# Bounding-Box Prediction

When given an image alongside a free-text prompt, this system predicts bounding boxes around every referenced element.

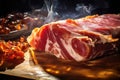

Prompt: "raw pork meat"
[27,14,120,61]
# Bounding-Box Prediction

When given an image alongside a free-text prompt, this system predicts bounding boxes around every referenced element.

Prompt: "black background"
[0,0,119,17]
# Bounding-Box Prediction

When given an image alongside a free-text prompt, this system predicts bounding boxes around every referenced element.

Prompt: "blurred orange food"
[0,37,29,70]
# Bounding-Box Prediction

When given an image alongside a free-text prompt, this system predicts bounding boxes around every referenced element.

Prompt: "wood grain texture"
[32,49,120,80]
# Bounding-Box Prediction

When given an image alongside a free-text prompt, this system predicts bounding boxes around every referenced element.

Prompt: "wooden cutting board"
[30,49,120,80]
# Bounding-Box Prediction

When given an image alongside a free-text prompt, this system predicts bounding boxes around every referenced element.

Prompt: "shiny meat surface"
[27,14,120,61]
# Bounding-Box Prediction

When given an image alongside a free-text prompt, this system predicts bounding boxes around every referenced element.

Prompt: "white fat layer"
[82,25,91,31]
[50,20,106,44]
[45,37,85,61]
[45,23,87,61]
[45,25,65,58]
[45,32,85,61]
[45,39,64,58]
[60,37,84,61]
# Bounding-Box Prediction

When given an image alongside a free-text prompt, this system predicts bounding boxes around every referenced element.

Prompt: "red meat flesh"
[27,14,119,61]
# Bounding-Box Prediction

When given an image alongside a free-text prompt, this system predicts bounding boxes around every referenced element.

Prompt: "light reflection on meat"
[27,14,120,61]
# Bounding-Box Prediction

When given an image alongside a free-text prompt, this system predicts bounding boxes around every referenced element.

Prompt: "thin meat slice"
[27,19,118,61]
[76,14,120,37]
[75,14,120,51]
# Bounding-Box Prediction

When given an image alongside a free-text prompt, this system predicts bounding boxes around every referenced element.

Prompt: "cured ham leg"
[27,14,119,61]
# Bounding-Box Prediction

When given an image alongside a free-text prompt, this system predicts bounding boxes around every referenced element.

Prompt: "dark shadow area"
[0,0,119,18]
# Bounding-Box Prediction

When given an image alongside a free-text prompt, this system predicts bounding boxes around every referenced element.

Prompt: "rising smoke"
[28,0,109,24]
[43,0,109,23]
